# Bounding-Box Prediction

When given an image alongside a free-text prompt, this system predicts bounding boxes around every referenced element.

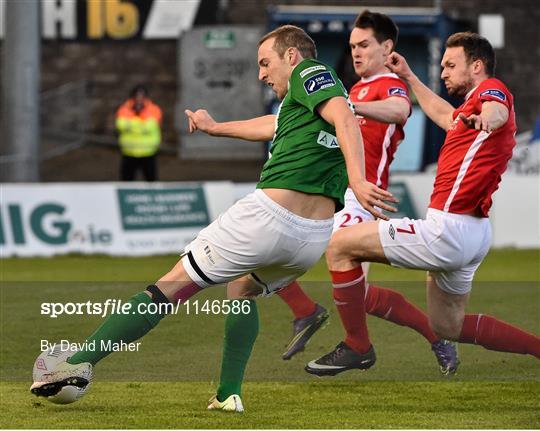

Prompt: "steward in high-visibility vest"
[116,85,163,181]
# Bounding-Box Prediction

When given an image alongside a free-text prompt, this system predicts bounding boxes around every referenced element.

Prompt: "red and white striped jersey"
[429,78,516,217]
[349,73,410,190]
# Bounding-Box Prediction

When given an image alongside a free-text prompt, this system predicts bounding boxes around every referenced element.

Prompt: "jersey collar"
[465,85,479,100]
[360,72,400,83]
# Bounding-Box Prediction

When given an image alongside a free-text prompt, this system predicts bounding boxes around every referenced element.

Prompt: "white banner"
[0,182,234,257]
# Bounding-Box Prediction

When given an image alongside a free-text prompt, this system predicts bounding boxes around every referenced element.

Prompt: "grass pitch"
[1,249,539,428]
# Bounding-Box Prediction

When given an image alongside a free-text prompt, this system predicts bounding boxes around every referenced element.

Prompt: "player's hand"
[184,109,217,135]
[458,112,493,132]
[351,180,398,221]
[385,52,413,81]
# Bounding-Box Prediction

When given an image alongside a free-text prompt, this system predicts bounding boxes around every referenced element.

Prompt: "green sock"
[217,300,259,401]
[68,292,164,366]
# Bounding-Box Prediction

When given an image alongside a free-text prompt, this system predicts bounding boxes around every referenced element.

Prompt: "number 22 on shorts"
[339,213,362,228]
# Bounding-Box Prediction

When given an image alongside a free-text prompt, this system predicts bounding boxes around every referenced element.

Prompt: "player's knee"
[326,231,352,268]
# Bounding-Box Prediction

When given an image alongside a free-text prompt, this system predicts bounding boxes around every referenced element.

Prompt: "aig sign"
[0,203,113,246]
[0,0,200,40]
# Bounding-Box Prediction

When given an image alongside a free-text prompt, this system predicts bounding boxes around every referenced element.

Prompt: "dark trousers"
[120,155,157,181]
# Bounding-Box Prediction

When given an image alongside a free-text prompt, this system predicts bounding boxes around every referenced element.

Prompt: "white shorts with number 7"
[378,208,492,295]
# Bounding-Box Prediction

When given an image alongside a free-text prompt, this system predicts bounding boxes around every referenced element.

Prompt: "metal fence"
[0,80,89,169]
[40,80,89,160]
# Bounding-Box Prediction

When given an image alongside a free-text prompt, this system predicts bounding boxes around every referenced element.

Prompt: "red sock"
[365,285,438,344]
[459,314,540,358]
[172,282,203,304]
[277,281,317,319]
[331,266,371,353]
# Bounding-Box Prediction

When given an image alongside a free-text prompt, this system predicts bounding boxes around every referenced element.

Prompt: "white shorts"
[378,208,492,294]
[182,189,333,294]
[333,188,376,232]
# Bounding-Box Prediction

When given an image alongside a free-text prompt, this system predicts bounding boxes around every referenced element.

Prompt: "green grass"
[1,249,539,428]
[2,248,538,282]
[1,381,539,429]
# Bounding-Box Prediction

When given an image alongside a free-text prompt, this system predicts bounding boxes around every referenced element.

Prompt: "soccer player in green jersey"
[192,11,459,378]
[30,25,396,412]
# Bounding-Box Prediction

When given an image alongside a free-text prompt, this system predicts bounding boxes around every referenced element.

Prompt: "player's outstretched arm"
[385,52,455,131]
[354,97,409,125]
[317,97,398,220]
[458,101,509,133]
[184,109,276,142]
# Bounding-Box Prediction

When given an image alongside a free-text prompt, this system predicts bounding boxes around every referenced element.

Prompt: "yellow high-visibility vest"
[116,99,162,158]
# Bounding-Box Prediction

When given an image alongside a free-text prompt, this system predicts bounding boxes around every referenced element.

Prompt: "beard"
[446,75,475,98]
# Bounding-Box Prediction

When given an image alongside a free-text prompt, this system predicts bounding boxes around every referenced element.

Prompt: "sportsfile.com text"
[40,299,252,318]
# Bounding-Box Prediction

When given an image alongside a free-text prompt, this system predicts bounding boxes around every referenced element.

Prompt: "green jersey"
[257,59,350,210]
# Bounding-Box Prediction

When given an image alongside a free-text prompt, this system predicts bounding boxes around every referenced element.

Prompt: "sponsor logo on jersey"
[316,130,339,149]
[303,72,336,95]
[299,64,327,78]
[388,224,395,240]
[479,89,506,101]
[388,87,407,97]
[356,87,370,100]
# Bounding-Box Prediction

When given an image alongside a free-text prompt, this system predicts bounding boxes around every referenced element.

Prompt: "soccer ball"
[32,343,91,404]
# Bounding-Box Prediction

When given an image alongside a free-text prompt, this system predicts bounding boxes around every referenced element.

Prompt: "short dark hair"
[446,32,496,76]
[130,84,148,98]
[259,25,317,59]
[354,10,398,49]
